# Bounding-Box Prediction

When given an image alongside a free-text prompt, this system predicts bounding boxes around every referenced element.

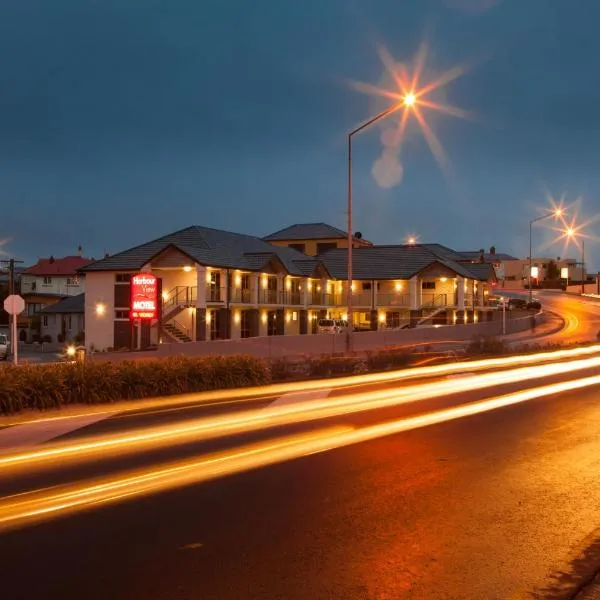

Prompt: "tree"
[545,259,560,281]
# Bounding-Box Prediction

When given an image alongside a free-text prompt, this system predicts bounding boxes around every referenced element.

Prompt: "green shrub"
[466,335,507,356]
[0,354,271,415]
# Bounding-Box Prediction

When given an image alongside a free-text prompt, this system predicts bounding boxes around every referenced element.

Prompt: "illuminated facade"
[81,225,496,351]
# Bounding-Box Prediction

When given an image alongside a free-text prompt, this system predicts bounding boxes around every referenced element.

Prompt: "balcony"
[230,288,253,303]
[206,285,223,303]
[282,291,303,305]
[259,289,279,305]
[308,292,342,306]
[377,293,410,307]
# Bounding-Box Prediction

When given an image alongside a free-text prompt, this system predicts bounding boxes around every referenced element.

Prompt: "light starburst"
[349,41,470,169]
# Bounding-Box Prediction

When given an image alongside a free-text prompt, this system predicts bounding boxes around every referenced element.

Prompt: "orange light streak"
[3,351,600,474]
[7,344,600,429]
[3,373,600,532]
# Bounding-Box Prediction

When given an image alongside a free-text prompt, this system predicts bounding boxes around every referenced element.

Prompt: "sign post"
[130,273,158,350]
[3,294,25,365]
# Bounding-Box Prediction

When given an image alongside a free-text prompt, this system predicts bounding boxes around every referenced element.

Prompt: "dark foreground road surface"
[2,379,600,600]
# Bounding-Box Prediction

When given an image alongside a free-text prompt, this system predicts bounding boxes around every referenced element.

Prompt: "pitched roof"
[24,256,93,276]
[420,244,467,262]
[263,222,350,241]
[81,226,327,277]
[319,245,495,281]
[41,293,85,314]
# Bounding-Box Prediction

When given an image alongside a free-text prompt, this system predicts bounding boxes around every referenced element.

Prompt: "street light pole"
[528,209,563,303]
[347,102,405,352]
[581,239,585,294]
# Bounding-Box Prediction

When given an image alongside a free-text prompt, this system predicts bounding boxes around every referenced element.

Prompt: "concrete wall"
[154,313,541,360]
[567,281,600,295]
[85,272,116,351]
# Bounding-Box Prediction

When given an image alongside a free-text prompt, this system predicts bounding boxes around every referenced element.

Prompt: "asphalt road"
[2,353,600,599]
[509,290,600,344]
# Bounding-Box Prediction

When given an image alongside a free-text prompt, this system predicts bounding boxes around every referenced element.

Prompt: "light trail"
[5,343,599,427]
[3,352,600,473]
[2,373,600,533]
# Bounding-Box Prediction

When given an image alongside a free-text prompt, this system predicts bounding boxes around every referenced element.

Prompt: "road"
[2,343,600,599]
[508,290,600,344]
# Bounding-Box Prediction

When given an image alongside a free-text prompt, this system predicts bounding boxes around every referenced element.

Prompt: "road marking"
[0,412,115,451]
[269,389,332,407]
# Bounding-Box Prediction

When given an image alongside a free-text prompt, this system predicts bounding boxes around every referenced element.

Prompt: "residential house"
[21,255,93,339]
[263,222,373,256]
[40,293,85,344]
[81,224,496,352]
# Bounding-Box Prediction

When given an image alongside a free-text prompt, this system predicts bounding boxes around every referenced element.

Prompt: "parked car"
[317,318,339,334]
[527,299,542,310]
[488,296,508,310]
[508,298,528,310]
[0,333,8,361]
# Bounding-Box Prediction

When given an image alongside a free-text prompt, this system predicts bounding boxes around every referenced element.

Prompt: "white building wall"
[21,274,86,296]
[85,272,115,351]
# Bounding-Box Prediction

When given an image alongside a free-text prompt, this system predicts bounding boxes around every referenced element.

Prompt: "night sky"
[1,0,599,269]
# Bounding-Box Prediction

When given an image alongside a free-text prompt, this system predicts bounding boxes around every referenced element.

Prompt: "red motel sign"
[131,273,158,320]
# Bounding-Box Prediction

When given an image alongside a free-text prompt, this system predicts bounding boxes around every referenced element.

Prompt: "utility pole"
[1,257,24,361]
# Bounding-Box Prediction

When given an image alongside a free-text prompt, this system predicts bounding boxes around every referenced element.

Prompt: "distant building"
[20,254,93,340]
[263,222,373,256]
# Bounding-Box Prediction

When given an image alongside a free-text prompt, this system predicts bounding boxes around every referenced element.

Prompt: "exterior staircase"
[160,286,196,343]
[162,320,192,343]
[417,294,449,326]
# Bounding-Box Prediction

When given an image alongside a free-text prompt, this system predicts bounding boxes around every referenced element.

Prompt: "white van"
[317,319,339,334]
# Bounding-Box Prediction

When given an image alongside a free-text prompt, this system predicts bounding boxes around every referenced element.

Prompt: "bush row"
[270,347,420,381]
[0,355,271,415]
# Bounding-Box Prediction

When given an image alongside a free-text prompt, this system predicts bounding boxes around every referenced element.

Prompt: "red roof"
[23,256,93,276]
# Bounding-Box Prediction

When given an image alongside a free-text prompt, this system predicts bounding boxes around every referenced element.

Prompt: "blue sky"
[1,0,598,269]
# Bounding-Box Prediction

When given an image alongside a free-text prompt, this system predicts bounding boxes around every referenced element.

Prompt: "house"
[80,224,496,352]
[263,222,373,256]
[40,293,85,344]
[21,254,93,340]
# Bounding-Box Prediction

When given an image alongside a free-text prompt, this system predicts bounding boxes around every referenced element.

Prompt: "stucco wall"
[85,272,116,351]
[154,312,543,360]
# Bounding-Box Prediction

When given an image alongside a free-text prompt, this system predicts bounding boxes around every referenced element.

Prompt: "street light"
[528,208,564,302]
[347,96,412,351]
[565,228,586,294]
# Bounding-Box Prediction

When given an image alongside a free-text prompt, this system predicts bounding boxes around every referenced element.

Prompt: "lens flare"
[349,41,470,170]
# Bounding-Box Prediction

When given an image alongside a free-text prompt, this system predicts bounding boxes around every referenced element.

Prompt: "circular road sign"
[4,294,25,315]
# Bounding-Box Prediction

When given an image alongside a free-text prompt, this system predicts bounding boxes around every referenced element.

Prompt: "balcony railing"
[259,289,279,305]
[230,288,253,303]
[163,285,197,310]
[377,293,410,307]
[421,293,448,308]
[206,285,223,302]
[308,292,343,306]
[282,291,303,305]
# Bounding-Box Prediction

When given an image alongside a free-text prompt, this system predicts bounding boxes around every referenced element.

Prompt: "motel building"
[81,224,496,352]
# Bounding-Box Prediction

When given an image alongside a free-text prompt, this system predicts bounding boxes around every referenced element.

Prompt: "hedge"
[0,355,271,415]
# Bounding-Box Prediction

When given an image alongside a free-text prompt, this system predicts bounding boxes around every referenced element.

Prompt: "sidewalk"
[502,311,566,345]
